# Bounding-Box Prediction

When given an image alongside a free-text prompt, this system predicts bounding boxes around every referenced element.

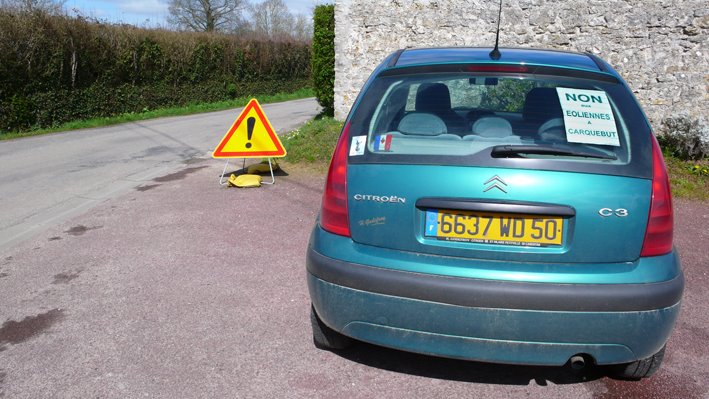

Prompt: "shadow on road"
[222,165,290,178]
[335,341,609,386]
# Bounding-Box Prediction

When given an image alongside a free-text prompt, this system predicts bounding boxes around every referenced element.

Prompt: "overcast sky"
[64,0,324,27]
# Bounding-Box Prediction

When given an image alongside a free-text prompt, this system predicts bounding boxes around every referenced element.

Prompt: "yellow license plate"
[425,209,564,247]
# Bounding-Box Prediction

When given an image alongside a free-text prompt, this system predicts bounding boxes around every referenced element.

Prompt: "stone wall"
[334,0,708,127]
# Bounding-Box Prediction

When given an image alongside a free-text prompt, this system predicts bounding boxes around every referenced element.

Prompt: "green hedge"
[312,5,335,116]
[0,11,311,132]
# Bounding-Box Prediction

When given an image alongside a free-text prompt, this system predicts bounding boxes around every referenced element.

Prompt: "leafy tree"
[168,0,246,32]
[312,4,334,115]
[480,80,536,112]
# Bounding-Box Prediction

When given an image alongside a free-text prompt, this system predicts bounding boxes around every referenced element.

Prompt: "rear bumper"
[308,247,683,312]
[306,245,683,366]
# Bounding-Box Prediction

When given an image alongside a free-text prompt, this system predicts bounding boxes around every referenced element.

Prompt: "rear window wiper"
[491,145,617,160]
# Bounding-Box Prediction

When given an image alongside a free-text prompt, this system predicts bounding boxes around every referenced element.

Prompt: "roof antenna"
[489,0,503,60]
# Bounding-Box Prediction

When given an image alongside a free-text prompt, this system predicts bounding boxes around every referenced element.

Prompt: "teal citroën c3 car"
[306,47,683,379]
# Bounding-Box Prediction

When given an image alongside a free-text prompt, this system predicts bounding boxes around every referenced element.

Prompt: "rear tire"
[610,345,666,379]
[310,305,353,350]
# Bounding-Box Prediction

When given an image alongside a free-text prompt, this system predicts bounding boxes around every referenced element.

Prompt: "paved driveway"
[0,162,706,398]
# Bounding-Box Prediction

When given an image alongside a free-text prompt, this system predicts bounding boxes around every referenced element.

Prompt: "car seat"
[415,83,468,134]
[465,116,521,143]
[398,112,448,135]
[522,87,563,136]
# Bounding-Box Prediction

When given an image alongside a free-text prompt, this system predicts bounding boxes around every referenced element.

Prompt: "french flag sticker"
[374,134,392,151]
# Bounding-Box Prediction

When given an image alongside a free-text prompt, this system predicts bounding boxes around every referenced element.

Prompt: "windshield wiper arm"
[491,145,617,160]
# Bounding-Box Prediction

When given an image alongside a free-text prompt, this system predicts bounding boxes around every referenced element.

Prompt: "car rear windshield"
[346,67,653,177]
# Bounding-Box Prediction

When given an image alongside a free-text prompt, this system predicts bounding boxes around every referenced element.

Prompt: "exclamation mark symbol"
[245,117,255,149]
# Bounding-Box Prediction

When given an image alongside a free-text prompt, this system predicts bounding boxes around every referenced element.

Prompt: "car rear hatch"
[347,163,650,264]
[341,64,656,265]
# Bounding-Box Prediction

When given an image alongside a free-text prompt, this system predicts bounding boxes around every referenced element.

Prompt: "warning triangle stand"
[213,98,286,186]
[218,158,277,186]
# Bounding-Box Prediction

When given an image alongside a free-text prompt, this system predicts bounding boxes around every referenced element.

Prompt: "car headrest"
[398,112,447,135]
[416,83,452,114]
[472,116,513,138]
[523,87,562,124]
[538,118,565,134]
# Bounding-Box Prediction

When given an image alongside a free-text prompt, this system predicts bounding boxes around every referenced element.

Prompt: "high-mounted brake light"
[641,136,674,257]
[467,65,529,73]
[320,122,351,237]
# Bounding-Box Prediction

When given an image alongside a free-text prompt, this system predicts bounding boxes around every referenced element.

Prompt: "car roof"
[391,47,607,74]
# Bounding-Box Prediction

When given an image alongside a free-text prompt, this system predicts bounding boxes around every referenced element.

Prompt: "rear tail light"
[641,136,673,256]
[320,122,351,237]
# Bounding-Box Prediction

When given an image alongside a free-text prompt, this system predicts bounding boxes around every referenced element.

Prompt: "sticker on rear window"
[350,135,366,156]
[557,88,620,147]
[373,134,393,152]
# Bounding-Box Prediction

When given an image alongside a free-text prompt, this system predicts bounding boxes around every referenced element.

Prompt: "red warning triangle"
[212,99,287,159]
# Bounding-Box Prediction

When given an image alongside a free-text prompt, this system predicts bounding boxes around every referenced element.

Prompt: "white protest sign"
[556,88,620,147]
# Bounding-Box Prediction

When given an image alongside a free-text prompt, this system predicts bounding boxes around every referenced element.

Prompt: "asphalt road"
[0,160,707,398]
[0,98,320,252]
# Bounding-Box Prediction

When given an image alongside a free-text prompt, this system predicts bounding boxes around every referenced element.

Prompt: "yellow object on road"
[227,174,262,188]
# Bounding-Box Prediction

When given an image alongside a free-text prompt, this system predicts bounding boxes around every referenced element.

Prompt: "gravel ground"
[0,161,707,398]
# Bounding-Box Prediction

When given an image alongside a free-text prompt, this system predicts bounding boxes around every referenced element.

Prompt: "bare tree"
[249,0,293,39]
[0,0,66,14]
[291,13,312,42]
[168,0,246,32]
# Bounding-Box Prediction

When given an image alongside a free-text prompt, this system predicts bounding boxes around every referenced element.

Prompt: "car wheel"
[310,305,353,350]
[610,345,666,379]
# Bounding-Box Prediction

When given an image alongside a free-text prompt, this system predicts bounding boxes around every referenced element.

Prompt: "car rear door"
[347,163,651,264]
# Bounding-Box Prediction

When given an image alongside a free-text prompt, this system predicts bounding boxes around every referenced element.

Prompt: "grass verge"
[281,116,343,165]
[0,88,314,141]
[664,152,709,201]
[281,119,708,202]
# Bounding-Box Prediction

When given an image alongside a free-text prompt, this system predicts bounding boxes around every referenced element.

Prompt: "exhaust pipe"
[569,355,586,370]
